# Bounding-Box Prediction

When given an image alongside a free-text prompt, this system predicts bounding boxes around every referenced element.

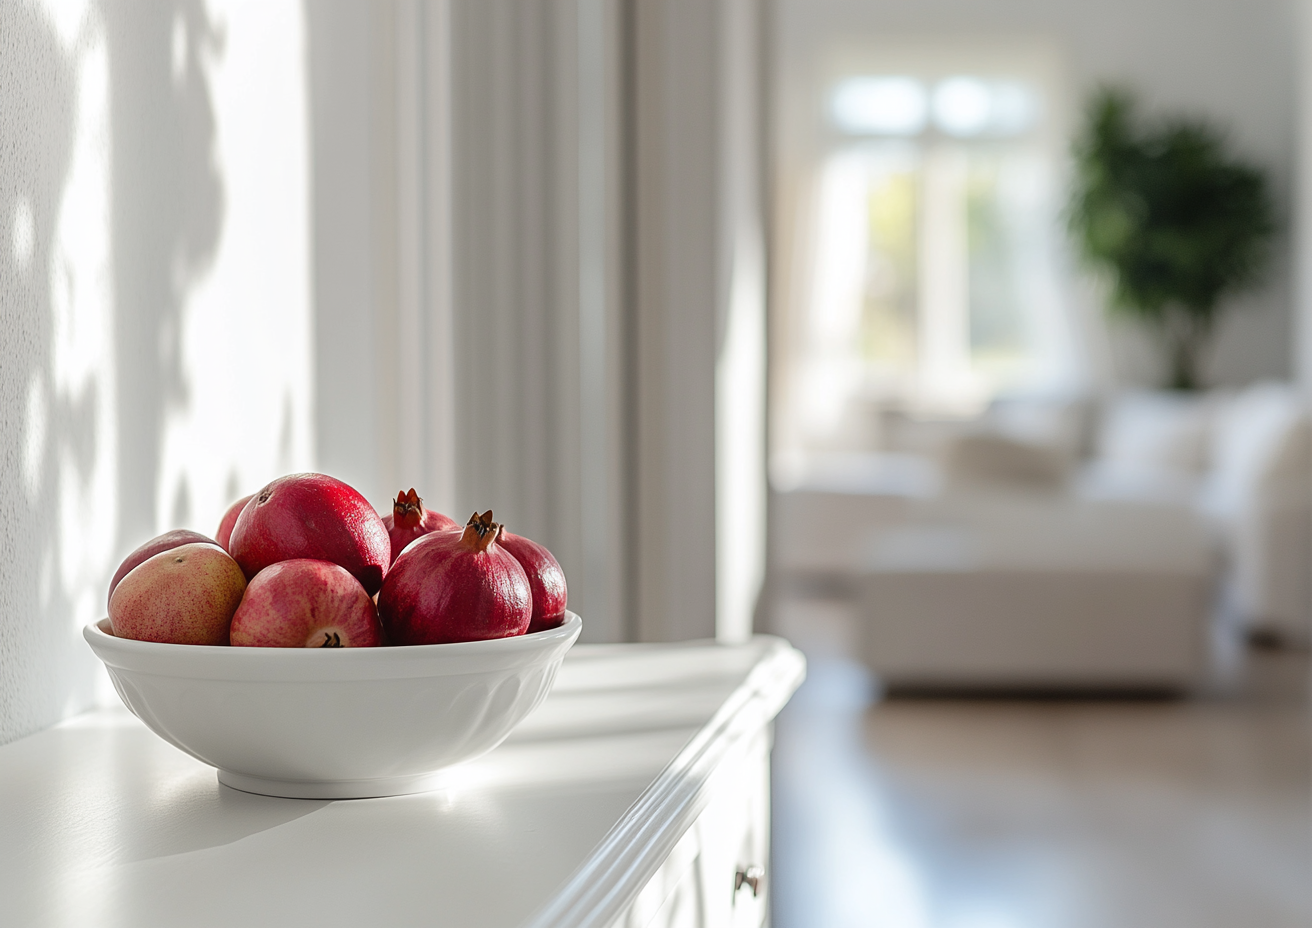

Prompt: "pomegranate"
[216,494,254,551]
[499,531,568,632]
[229,473,391,596]
[231,559,383,648]
[381,488,459,564]
[108,529,216,607]
[109,543,246,645]
[378,510,531,645]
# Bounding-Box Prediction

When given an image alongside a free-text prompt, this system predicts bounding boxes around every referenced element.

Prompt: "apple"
[230,558,383,648]
[229,473,391,595]
[216,494,254,551]
[109,543,246,645]
[107,529,217,608]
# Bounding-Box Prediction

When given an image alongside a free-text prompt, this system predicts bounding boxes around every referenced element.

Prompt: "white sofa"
[1082,383,1312,642]
[771,382,1311,689]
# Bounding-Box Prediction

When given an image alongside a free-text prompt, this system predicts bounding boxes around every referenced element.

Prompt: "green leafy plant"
[1067,89,1275,390]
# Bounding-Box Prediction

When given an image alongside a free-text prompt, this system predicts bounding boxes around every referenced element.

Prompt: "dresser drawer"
[612,729,772,928]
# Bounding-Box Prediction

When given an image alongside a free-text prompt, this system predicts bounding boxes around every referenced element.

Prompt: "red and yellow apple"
[107,529,217,608]
[109,543,246,645]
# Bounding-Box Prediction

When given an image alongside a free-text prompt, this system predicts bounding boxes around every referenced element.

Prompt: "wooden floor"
[770,597,1312,928]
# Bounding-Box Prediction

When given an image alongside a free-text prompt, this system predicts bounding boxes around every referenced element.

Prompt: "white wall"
[304,0,459,519]
[631,0,769,643]
[304,0,391,509]
[775,0,1299,389]
[0,0,314,746]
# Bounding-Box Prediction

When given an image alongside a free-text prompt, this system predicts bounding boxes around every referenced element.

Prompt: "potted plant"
[1067,89,1275,390]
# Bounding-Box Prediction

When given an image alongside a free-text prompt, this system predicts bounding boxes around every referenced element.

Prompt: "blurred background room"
[766,1,1311,926]
[1,0,1309,926]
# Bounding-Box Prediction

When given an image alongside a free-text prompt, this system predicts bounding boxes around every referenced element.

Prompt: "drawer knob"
[734,865,764,898]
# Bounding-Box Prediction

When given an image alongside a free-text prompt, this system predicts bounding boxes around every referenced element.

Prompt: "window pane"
[861,156,919,378]
[831,77,928,136]
[966,152,1028,371]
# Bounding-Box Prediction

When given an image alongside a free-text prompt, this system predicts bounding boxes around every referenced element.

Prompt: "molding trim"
[628,0,767,645]
[447,0,627,644]
[521,635,806,928]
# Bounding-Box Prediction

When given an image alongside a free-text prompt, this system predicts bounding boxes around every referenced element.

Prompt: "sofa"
[1081,383,1311,642]
[771,382,1311,689]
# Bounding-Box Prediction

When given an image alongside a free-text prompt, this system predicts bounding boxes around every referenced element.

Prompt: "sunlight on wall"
[153,1,313,541]
[716,232,767,644]
[35,0,118,682]
[11,197,35,268]
[0,0,315,742]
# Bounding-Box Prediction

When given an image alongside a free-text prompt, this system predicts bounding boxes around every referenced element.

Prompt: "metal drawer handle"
[734,865,764,898]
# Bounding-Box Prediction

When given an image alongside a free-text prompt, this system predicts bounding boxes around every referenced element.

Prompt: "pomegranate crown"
[393,488,425,528]
[460,510,504,553]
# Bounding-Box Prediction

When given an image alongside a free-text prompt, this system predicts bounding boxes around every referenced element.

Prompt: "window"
[781,43,1076,455]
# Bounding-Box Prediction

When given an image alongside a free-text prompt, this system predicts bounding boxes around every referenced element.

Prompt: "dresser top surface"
[0,636,803,928]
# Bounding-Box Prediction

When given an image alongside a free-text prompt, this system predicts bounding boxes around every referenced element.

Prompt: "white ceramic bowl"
[84,613,581,799]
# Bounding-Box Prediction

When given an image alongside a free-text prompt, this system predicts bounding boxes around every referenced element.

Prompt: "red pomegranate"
[229,473,391,596]
[108,529,216,608]
[381,488,459,563]
[499,531,568,632]
[378,510,531,645]
[215,494,254,551]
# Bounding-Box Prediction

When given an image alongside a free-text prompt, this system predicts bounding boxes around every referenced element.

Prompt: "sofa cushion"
[1097,390,1219,474]
[1203,382,1311,519]
[941,432,1071,492]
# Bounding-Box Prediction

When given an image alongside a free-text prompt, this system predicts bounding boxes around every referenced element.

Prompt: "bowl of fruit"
[84,473,580,799]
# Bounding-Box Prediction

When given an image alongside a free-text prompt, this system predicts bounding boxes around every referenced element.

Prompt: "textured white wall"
[304,0,397,512]
[0,1,313,746]
[775,0,1299,389]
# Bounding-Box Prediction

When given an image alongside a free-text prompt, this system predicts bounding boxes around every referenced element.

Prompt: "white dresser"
[0,636,804,928]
